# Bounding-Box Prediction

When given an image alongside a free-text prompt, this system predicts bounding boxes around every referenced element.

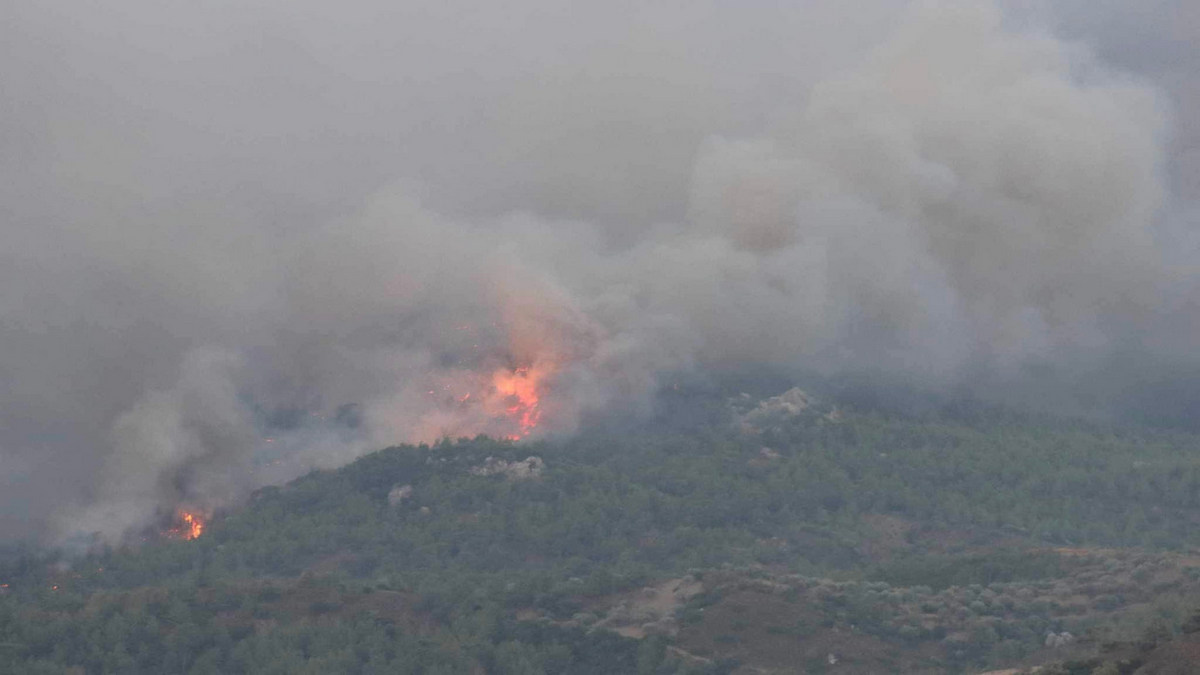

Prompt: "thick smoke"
[1,0,1196,544]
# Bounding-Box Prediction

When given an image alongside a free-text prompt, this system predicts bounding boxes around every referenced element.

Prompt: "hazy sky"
[1,0,1197,543]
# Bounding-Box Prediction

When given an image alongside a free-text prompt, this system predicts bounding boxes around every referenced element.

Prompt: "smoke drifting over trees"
[1,0,1197,544]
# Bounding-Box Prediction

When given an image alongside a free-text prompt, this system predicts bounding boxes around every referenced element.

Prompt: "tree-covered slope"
[5,394,1200,673]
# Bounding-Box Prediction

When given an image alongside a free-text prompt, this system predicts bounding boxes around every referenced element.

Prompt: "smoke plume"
[1,0,1196,544]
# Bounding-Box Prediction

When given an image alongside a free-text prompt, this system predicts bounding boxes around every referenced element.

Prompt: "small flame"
[182,511,204,540]
[165,510,206,540]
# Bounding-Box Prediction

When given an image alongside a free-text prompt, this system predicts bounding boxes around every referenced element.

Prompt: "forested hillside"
[5,391,1200,674]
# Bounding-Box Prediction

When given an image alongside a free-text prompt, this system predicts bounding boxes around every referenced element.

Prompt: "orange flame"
[182,511,204,540]
[492,365,546,439]
[165,510,206,540]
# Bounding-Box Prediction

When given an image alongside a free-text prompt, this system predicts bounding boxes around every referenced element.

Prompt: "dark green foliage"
[872,550,1069,590]
[5,400,1200,672]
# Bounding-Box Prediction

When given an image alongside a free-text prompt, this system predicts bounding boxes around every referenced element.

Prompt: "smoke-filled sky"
[1,0,1197,544]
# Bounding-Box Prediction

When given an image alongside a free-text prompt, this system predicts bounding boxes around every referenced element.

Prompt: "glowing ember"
[492,366,545,439]
[165,510,206,540]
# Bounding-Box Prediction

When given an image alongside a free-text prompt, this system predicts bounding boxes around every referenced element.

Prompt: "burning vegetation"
[491,365,546,440]
[415,357,554,442]
[163,510,206,541]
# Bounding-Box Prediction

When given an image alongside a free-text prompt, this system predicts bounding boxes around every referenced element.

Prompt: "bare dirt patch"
[592,576,703,638]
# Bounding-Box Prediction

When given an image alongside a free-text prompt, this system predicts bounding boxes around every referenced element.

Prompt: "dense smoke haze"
[1,0,1197,545]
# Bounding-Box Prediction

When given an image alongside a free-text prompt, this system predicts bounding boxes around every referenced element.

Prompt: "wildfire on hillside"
[411,358,555,442]
[492,365,546,439]
[403,307,572,442]
[163,510,206,540]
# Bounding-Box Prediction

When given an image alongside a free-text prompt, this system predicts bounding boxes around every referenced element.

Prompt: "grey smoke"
[1,0,1196,544]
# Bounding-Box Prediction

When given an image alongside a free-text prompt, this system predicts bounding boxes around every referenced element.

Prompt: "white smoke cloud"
[59,349,257,543]
[1,0,1193,544]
